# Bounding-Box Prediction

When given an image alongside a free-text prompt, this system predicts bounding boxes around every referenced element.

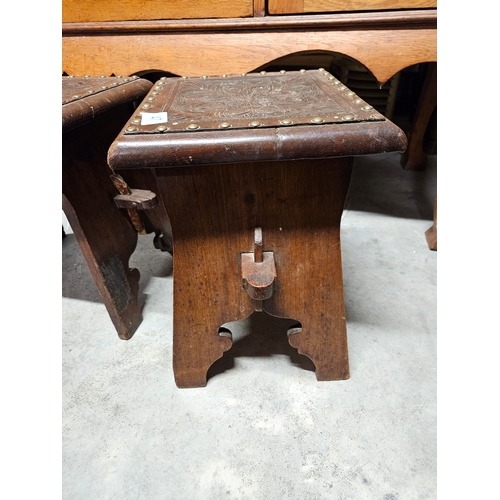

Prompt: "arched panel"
[62,27,436,86]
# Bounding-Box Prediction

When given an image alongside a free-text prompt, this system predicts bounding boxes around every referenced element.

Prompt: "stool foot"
[288,324,350,381]
[173,324,234,388]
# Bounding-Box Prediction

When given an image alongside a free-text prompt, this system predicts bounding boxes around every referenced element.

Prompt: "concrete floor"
[62,152,437,499]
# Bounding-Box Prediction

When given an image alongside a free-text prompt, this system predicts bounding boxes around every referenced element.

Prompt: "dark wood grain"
[156,158,352,387]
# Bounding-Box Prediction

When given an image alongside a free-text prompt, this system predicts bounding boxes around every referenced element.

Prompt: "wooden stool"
[108,69,407,387]
[63,75,173,340]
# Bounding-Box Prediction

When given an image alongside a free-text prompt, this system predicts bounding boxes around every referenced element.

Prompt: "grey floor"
[62,152,437,500]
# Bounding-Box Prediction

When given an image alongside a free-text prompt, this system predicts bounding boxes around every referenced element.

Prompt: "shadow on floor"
[346,153,436,221]
[207,311,316,382]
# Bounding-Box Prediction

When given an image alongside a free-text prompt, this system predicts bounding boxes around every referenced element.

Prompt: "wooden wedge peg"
[241,227,277,301]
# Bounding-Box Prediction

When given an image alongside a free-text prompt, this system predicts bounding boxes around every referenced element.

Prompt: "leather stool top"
[108,69,407,169]
[62,75,152,133]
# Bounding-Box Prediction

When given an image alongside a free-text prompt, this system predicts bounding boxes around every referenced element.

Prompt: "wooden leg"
[156,158,352,386]
[279,241,350,381]
[401,62,437,171]
[63,120,142,340]
[262,159,352,381]
[425,195,437,251]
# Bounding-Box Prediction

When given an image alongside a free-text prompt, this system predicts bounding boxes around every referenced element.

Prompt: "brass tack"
[342,114,354,121]
[147,97,156,102]
[154,86,162,91]
[280,119,293,125]
[131,119,141,124]
[362,105,373,110]
[100,75,106,78]
[260,71,267,75]
[116,76,122,78]
[72,95,80,99]
[151,92,159,96]
[160,76,167,80]
[141,103,152,109]
[156,125,167,132]
[249,121,261,127]
[219,122,231,128]
[86,90,93,94]
[181,76,188,79]
[280,70,286,74]
[126,126,137,132]
[84,75,90,78]
[354,99,362,104]
[318,68,325,72]
[300,69,307,73]
[241,73,247,76]
[68,75,75,78]
[157,81,165,86]
[328,76,335,80]
[187,123,200,130]
[347,92,355,96]
[311,117,324,124]
[222,74,227,78]
[202,75,208,79]
[338,86,346,91]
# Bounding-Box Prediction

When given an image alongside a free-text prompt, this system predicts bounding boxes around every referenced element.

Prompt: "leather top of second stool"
[62,75,152,133]
[108,69,407,169]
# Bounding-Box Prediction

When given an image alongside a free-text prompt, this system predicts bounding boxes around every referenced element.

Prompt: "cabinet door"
[63,0,254,23]
[268,0,437,15]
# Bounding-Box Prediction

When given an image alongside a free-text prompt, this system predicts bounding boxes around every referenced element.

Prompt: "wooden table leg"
[401,62,437,171]
[156,158,352,387]
[425,195,437,251]
[63,119,142,340]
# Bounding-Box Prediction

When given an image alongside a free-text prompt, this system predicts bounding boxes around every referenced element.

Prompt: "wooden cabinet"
[268,0,437,15]
[62,1,437,171]
[62,0,254,23]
